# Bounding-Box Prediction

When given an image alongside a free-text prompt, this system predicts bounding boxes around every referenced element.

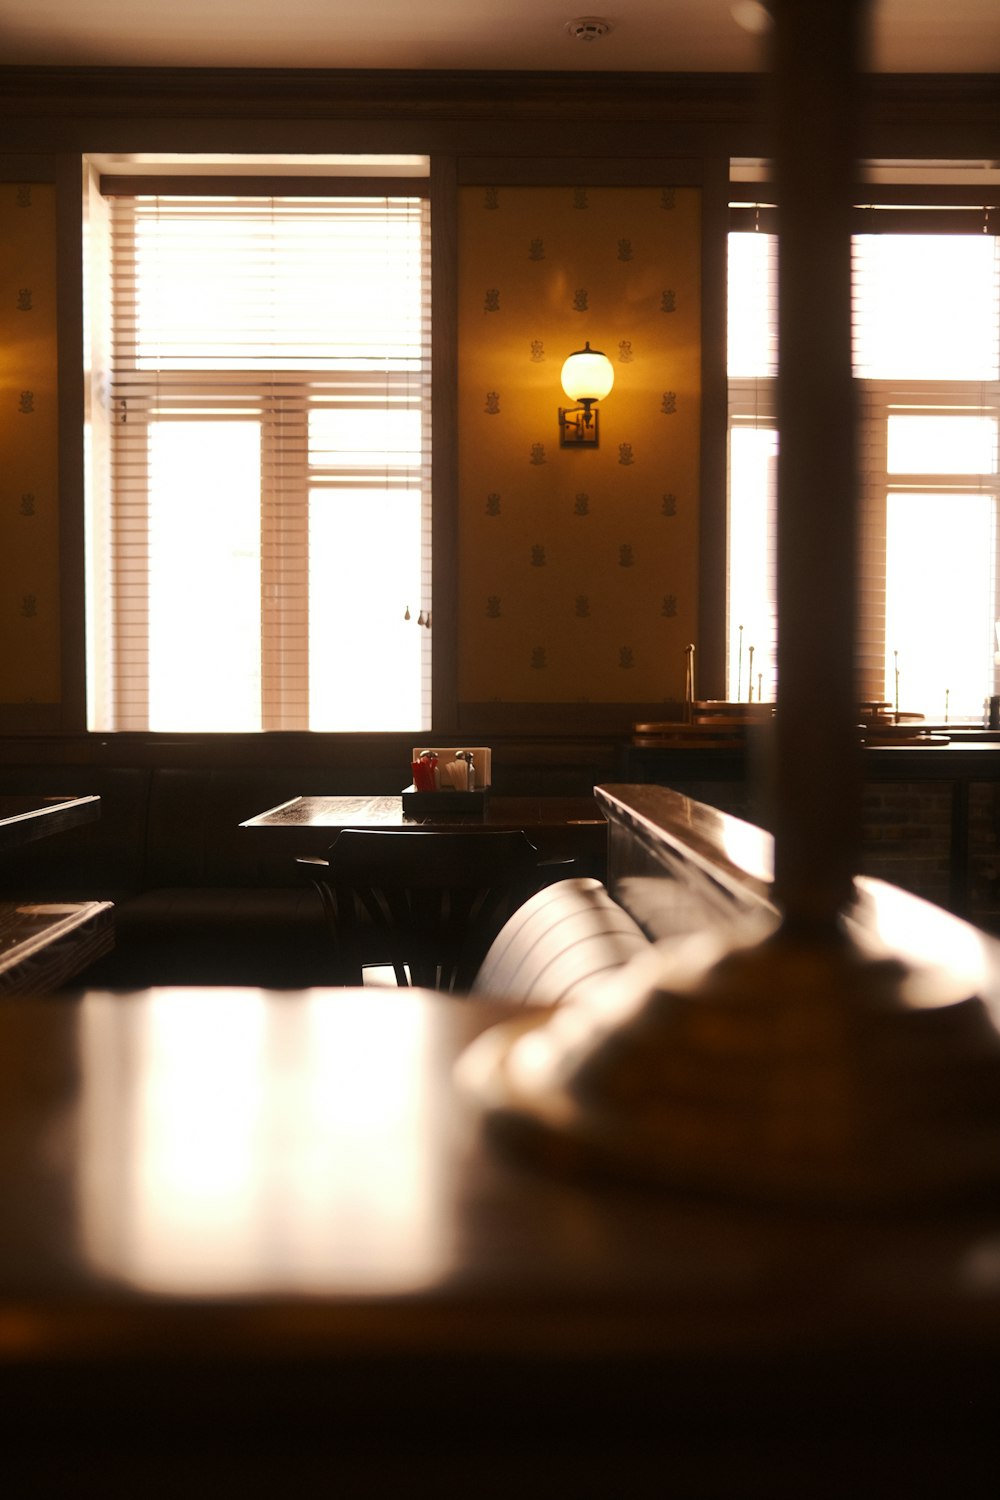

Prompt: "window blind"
[728,197,1000,722]
[852,227,1000,719]
[93,192,432,732]
[727,226,778,704]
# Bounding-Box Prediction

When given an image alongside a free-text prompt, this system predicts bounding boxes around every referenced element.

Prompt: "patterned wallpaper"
[458,184,701,705]
[0,181,61,705]
[0,179,702,717]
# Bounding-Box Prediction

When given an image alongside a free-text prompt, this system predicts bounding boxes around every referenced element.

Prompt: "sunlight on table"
[77,989,454,1295]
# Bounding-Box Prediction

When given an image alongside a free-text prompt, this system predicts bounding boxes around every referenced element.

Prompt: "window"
[86,180,432,732]
[727,229,778,704]
[728,203,1000,721]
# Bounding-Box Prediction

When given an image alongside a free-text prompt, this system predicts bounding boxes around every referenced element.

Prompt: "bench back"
[470,877,649,1007]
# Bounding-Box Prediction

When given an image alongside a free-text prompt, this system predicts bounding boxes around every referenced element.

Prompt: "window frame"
[89,177,434,734]
[727,197,1000,720]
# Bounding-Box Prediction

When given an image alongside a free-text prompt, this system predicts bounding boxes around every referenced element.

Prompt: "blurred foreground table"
[2,981,1000,1494]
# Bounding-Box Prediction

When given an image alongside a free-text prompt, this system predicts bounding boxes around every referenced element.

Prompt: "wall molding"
[0,66,995,131]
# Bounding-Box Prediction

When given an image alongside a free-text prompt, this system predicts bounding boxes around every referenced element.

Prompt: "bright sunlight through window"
[90,186,432,732]
[728,221,1000,720]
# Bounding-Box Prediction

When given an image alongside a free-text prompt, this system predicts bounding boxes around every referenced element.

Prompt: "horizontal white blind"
[852,230,1000,719]
[729,210,1000,723]
[114,195,427,371]
[98,194,432,732]
[727,229,778,704]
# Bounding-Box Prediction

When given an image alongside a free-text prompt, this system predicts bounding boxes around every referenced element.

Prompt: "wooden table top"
[3,979,1000,1487]
[241,792,606,833]
[0,793,101,854]
[0,899,114,994]
[1,980,998,1353]
[240,795,609,874]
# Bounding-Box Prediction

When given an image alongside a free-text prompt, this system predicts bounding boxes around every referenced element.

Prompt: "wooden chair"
[296,827,545,991]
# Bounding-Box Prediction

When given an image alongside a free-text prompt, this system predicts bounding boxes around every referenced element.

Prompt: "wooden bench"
[470,876,650,1005]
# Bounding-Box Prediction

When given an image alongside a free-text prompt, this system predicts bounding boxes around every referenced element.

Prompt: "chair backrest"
[305,827,541,991]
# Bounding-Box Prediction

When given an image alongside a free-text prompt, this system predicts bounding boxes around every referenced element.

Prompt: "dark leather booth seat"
[0,763,623,991]
[0,765,151,904]
[470,876,650,1006]
[0,766,334,986]
[0,710,641,993]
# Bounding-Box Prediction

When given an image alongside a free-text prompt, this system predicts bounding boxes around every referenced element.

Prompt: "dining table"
[0,792,113,993]
[0,791,102,853]
[240,792,610,878]
[1,977,999,1494]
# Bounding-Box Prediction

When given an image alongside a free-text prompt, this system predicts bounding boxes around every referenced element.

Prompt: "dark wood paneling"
[456,702,683,738]
[0,730,624,789]
[0,67,766,125]
[1,67,995,149]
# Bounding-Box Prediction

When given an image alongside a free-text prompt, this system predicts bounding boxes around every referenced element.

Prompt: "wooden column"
[768,0,869,932]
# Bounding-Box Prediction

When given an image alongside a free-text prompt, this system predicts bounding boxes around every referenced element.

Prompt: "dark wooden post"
[768,0,870,933]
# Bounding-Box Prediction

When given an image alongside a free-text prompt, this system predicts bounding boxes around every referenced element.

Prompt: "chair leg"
[310,879,364,986]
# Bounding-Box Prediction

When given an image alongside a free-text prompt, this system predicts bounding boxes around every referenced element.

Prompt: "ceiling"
[0,0,997,75]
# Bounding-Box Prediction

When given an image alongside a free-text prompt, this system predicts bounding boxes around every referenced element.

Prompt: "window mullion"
[110,392,152,730]
[856,381,889,707]
[261,387,310,732]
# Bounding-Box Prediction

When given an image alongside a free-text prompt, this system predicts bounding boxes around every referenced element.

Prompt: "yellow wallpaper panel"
[0,181,60,704]
[458,184,701,704]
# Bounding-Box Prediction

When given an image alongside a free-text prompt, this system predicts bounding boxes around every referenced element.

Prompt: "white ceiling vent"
[564,17,613,43]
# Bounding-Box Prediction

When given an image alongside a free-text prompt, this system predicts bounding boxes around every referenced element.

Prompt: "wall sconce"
[559,341,614,447]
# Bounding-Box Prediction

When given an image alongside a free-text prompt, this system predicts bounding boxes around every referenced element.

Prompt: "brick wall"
[859,782,953,912]
[969,782,1000,933]
[860,780,1000,937]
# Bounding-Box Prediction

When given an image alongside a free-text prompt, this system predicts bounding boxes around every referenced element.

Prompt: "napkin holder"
[403,746,492,815]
